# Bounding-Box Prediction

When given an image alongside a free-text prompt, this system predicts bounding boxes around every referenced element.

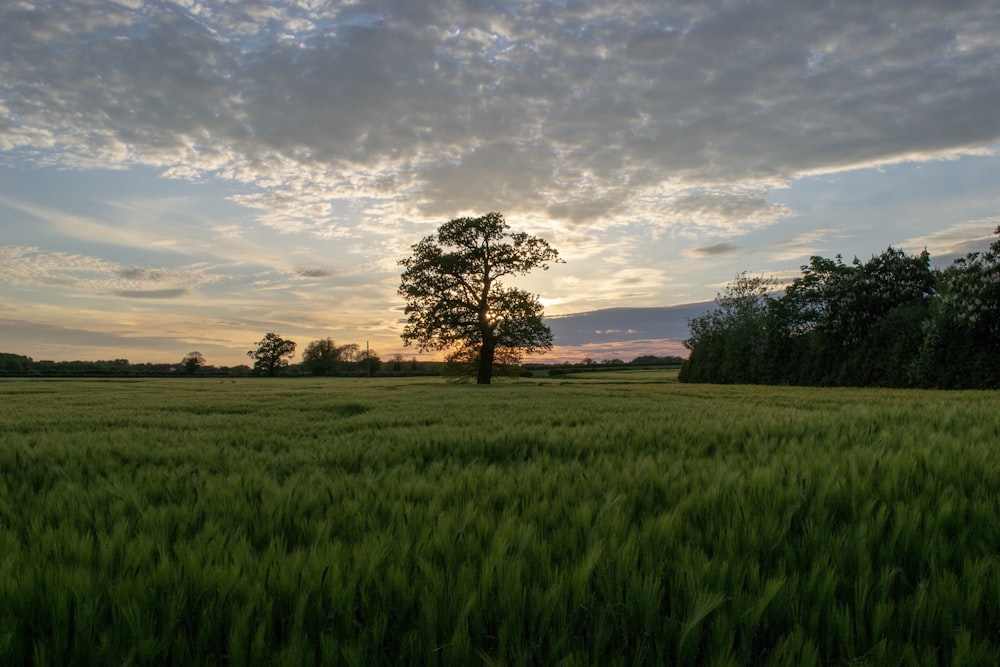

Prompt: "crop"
[2,375,999,665]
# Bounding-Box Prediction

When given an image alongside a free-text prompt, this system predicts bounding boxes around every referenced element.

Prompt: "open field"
[2,374,1000,665]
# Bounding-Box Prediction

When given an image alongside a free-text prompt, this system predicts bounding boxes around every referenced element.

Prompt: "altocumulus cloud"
[1,0,998,242]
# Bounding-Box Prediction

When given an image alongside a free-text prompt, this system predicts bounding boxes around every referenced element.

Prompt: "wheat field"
[2,375,998,665]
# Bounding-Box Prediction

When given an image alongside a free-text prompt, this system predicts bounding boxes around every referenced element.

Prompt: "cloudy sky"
[2,0,999,365]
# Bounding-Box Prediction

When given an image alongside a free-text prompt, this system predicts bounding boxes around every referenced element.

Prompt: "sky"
[2,0,999,366]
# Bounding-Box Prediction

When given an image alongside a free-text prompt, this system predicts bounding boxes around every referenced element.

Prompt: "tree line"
[529,355,685,377]
[244,334,414,377]
[0,344,435,378]
[0,347,683,380]
[680,227,1000,389]
[0,354,210,377]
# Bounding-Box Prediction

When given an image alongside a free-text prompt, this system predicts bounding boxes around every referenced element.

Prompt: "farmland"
[2,374,1000,665]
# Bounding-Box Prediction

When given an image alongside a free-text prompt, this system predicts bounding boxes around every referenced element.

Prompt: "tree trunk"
[477,340,495,384]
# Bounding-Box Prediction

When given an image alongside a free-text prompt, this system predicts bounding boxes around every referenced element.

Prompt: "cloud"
[0,318,167,348]
[1,0,997,241]
[659,187,795,236]
[531,339,690,364]
[114,288,190,299]
[297,268,335,279]
[118,268,164,281]
[0,316,248,364]
[767,229,846,262]
[902,217,1000,265]
[689,242,740,257]
[546,303,712,345]
[0,245,221,296]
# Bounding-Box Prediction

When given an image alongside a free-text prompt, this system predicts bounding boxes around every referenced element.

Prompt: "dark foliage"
[398,212,561,384]
[247,333,297,376]
[681,229,1000,389]
[0,353,253,377]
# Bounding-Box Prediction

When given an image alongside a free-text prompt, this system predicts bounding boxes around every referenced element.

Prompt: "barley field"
[1,374,999,666]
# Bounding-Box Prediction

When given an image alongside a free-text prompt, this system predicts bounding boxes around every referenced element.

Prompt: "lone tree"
[398,212,561,384]
[247,333,296,376]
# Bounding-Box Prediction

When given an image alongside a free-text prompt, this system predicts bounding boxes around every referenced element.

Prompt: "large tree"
[247,333,296,376]
[398,212,561,384]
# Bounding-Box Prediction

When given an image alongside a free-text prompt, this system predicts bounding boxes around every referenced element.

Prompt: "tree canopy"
[681,231,1000,388]
[180,351,206,375]
[301,338,350,376]
[398,212,561,384]
[247,333,296,377]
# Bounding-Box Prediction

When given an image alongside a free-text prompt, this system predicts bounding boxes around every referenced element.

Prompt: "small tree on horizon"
[358,348,382,376]
[180,351,206,375]
[302,338,347,376]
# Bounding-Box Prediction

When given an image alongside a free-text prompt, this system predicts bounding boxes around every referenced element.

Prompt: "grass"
[1,375,999,665]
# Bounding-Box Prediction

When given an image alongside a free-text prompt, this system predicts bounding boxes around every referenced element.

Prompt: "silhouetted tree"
[180,351,206,375]
[398,212,561,384]
[247,333,296,376]
[337,344,361,372]
[302,338,347,376]
[357,348,382,376]
[440,343,522,383]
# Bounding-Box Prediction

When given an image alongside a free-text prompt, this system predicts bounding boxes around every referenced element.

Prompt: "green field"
[2,374,999,665]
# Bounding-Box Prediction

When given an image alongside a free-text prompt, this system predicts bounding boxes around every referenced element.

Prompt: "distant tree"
[630,355,660,365]
[391,353,405,372]
[357,348,382,376]
[180,351,206,375]
[0,353,33,374]
[399,212,562,384]
[630,355,685,366]
[302,338,345,376]
[337,343,361,372]
[247,333,296,376]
